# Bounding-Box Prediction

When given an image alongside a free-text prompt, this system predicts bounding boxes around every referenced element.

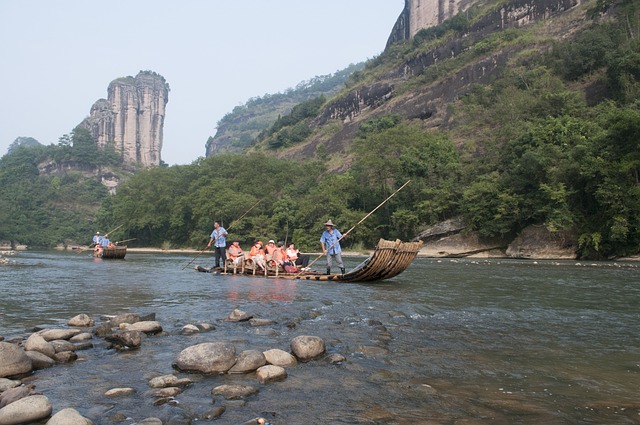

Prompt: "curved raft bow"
[297,238,423,282]
[196,238,423,283]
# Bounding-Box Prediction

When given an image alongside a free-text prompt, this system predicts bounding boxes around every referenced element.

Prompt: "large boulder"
[290,336,326,361]
[46,407,93,425]
[0,395,52,425]
[174,342,236,374]
[0,343,32,378]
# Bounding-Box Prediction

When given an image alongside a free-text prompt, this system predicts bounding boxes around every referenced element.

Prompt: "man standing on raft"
[207,221,228,268]
[320,219,345,275]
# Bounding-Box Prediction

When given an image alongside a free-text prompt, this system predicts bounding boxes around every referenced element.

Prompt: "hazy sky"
[0,1,404,165]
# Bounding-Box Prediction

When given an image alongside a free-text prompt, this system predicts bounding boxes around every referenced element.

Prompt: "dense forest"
[1,0,639,259]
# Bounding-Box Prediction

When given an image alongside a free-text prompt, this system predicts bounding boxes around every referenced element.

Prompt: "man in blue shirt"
[207,221,228,268]
[320,219,345,275]
[92,232,102,246]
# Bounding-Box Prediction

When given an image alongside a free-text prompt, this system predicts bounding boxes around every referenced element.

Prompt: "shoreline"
[7,246,640,262]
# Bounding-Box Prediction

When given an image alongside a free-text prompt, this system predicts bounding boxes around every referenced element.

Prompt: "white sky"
[0,1,403,165]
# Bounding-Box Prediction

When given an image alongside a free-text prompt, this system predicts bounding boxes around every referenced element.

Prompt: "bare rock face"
[506,225,577,259]
[387,0,479,46]
[80,71,169,167]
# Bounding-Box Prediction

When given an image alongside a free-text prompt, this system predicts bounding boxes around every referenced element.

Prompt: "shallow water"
[1,251,639,424]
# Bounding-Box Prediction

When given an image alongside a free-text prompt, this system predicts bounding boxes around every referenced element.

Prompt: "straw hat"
[324,219,334,227]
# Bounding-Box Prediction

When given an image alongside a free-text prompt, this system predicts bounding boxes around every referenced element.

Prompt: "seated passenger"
[248,241,266,271]
[273,241,287,267]
[101,236,111,247]
[286,242,310,268]
[265,240,277,260]
[228,240,244,266]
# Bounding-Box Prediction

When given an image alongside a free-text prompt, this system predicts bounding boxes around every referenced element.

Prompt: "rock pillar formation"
[81,71,169,167]
[387,0,478,46]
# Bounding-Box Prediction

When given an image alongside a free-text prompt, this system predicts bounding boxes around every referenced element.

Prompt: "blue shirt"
[100,237,110,247]
[320,228,342,255]
[210,227,227,248]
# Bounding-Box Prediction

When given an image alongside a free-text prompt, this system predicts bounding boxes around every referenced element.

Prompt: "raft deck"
[196,238,423,282]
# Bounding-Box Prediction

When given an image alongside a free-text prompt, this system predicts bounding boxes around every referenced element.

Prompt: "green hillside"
[205,63,364,155]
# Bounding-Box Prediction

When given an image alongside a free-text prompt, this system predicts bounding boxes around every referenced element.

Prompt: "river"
[0,251,638,424]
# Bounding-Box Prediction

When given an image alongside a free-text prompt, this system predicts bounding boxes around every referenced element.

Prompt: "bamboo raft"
[97,246,127,259]
[195,238,423,282]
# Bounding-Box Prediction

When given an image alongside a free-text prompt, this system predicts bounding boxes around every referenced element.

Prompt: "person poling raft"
[195,180,423,282]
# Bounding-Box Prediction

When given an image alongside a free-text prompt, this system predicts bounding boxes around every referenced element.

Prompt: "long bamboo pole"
[296,180,412,277]
[182,198,262,270]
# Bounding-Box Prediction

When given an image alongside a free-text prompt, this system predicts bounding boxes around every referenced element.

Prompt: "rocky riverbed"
[0,310,344,424]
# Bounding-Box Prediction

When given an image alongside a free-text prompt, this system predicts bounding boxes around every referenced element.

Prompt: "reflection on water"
[1,251,639,424]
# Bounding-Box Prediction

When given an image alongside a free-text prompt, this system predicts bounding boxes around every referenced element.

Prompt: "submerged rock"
[24,351,55,370]
[119,321,162,335]
[201,406,225,420]
[105,330,142,350]
[104,388,135,397]
[225,309,253,322]
[211,384,258,400]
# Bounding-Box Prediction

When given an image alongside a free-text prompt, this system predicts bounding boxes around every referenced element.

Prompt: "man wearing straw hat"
[320,219,345,275]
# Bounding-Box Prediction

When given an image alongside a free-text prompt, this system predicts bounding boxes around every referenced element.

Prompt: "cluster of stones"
[0,309,346,424]
[0,312,166,424]
[0,251,15,266]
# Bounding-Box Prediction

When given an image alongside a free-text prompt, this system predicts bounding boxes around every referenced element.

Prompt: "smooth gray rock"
[24,351,55,370]
[69,333,92,342]
[0,379,20,392]
[263,349,297,367]
[104,330,142,349]
[119,321,162,334]
[0,395,52,425]
[150,387,182,397]
[0,386,33,409]
[174,342,236,374]
[108,313,141,326]
[67,314,94,327]
[24,334,55,359]
[255,365,287,384]
[201,406,225,420]
[137,418,163,425]
[225,309,252,322]
[290,335,326,361]
[50,340,76,353]
[104,388,135,397]
[211,384,258,400]
[0,342,32,378]
[46,407,93,425]
[39,328,81,341]
[53,351,78,363]
[228,350,266,373]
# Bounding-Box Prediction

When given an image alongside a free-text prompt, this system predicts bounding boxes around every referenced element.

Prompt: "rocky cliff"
[387,0,479,46]
[80,71,169,167]
[278,0,579,160]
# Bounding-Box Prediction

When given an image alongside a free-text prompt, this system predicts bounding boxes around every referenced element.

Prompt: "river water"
[0,251,638,424]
